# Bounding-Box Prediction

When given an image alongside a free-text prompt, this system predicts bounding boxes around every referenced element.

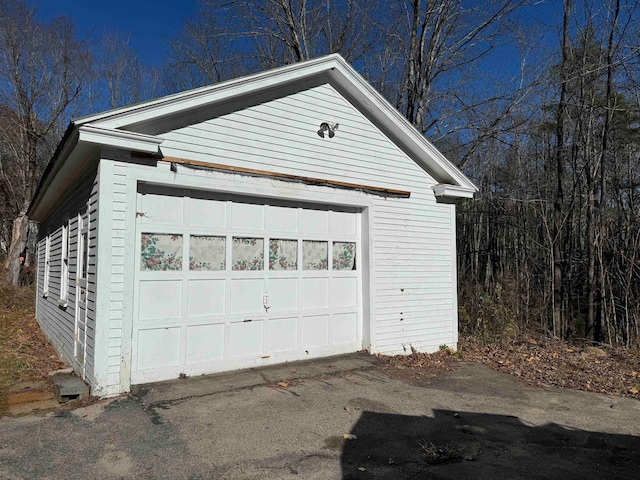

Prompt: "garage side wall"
[35,169,99,384]
[156,83,458,355]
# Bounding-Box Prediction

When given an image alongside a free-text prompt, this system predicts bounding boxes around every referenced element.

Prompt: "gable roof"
[29,54,476,220]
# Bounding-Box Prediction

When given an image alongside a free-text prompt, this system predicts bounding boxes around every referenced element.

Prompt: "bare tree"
[95,32,142,109]
[168,0,369,86]
[0,1,90,285]
[384,0,526,135]
[167,3,245,88]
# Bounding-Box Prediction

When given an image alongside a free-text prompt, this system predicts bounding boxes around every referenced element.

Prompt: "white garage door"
[131,185,363,384]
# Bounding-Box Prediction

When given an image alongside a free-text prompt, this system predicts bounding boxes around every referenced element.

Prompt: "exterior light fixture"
[317,122,339,138]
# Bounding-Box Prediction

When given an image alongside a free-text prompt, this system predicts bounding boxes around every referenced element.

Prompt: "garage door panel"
[139,280,182,321]
[230,279,264,314]
[330,211,358,236]
[331,277,358,307]
[186,324,224,363]
[267,205,299,232]
[188,279,225,316]
[302,278,329,309]
[190,198,226,228]
[231,202,265,230]
[140,193,184,226]
[301,209,328,234]
[269,278,298,312]
[301,315,329,348]
[136,327,181,370]
[229,321,263,357]
[331,313,358,344]
[267,317,297,353]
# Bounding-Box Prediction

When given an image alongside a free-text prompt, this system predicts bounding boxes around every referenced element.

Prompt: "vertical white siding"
[157,83,457,355]
[35,170,99,384]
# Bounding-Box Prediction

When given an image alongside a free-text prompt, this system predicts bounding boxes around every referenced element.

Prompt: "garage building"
[29,54,477,396]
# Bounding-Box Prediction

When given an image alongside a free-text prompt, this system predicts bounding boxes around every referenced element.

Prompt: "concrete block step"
[50,373,89,403]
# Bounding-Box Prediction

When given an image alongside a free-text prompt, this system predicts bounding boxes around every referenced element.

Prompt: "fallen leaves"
[1,286,66,388]
[378,335,639,400]
[458,336,640,399]
[376,349,459,383]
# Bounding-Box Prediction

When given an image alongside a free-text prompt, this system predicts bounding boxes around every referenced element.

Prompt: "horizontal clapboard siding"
[105,163,128,393]
[36,169,99,385]
[160,82,456,355]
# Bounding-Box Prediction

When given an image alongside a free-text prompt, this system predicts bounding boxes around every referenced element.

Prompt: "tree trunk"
[3,212,29,286]
[551,0,571,338]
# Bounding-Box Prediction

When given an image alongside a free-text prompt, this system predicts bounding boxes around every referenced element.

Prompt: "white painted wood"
[35,172,99,387]
[72,54,476,195]
[152,83,457,356]
[130,187,363,384]
[78,125,163,154]
[74,206,89,378]
[35,57,470,395]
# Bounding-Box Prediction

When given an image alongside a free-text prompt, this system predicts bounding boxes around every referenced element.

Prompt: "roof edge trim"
[78,125,163,153]
[433,184,476,199]
[73,54,344,126]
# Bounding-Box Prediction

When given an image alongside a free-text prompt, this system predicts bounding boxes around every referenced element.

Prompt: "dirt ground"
[0,285,66,414]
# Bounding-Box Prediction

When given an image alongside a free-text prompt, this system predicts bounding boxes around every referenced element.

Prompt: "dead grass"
[417,440,463,465]
[0,285,66,405]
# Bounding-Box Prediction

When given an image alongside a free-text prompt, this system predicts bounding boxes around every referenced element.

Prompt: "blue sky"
[34,0,563,76]
[36,0,198,65]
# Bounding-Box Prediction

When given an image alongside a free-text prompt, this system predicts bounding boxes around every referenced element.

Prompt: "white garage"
[133,186,363,383]
[30,54,477,397]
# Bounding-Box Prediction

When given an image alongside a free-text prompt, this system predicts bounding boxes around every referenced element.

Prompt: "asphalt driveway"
[1,353,639,479]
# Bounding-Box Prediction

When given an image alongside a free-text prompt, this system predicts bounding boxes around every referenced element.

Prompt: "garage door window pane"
[333,242,356,270]
[141,233,183,270]
[232,237,264,270]
[269,239,297,270]
[190,235,226,270]
[303,240,328,270]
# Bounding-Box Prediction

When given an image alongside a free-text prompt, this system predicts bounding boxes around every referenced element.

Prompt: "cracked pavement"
[1,353,640,479]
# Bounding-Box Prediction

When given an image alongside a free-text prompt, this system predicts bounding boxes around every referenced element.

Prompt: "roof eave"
[78,125,164,153]
[27,125,79,219]
[433,183,477,200]
[325,59,478,191]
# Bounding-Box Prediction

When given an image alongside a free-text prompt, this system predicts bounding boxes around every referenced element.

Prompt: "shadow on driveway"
[341,409,640,479]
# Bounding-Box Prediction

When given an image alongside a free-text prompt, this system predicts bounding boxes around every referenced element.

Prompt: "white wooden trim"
[119,170,138,394]
[433,184,476,199]
[78,125,164,154]
[92,160,114,396]
[361,206,375,352]
[58,220,69,308]
[72,54,477,192]
[450,203,459,347]
[43,235,50,297]
[132,162,376,209]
